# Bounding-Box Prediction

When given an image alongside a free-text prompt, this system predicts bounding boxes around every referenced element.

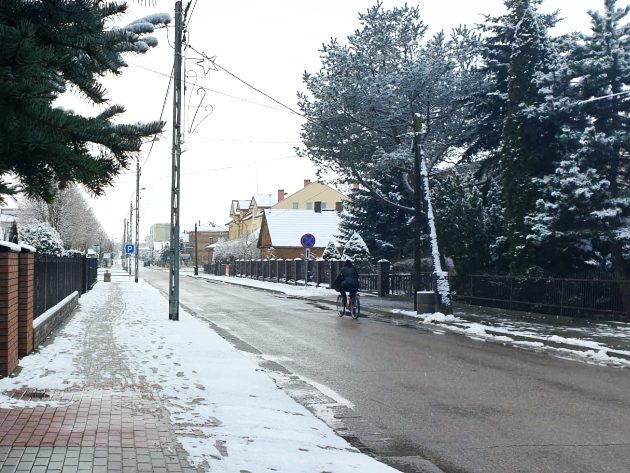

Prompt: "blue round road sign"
[300,233,316,249]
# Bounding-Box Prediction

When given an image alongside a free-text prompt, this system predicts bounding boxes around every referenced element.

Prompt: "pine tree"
[432,170,488,275]
[568,0,630,198]
[483,178,509,271]
[0,0,169,202]
[321,240,342,260]
[524,159,627,273]
[339,184,415,262]
[528,0,630,274]
[499,0,560,267]
[342,232,371,261]
[469,0,558,160]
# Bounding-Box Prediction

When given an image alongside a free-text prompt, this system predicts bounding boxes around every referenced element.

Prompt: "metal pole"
[129,202,133,276]
[123,218,127,270]
[194,222,198,276]
[135,159,140,283]
[169,0,183,320]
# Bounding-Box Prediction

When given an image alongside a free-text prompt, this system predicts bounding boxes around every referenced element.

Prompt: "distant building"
[226,194,278,241]
[0,199,19,240]
[150,223,170,243]
[273,179,348,212]
[187,222,228,265]
[257,209,342,260]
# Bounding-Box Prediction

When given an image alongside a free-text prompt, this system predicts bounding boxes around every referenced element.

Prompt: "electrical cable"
[127,61,293,114]
[140,64,174,170]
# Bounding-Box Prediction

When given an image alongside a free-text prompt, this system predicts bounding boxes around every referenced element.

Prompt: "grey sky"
[86,0,597,242]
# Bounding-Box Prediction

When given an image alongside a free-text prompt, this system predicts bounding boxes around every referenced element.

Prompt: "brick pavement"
[0,278,203,473]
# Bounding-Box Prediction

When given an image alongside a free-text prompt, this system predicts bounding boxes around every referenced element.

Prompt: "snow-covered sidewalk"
[0,270,400,472]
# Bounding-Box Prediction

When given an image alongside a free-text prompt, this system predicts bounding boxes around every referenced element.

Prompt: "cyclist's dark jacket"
[333,265,360,292]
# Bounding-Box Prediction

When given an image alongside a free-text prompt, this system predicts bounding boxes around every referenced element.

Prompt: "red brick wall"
[0,252,19,376]
[18,252,34,357]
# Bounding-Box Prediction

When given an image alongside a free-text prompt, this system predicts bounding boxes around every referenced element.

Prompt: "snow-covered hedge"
[19,222,64,255]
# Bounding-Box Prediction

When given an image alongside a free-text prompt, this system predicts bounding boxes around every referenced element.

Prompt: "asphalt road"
[142,270,630,473]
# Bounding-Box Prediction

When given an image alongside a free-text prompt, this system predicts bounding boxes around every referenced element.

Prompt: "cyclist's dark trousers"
[340,289,358,308]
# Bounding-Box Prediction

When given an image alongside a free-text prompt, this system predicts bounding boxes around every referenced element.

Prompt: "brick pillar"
[0,250,20,376]
[377,259,390,297]
[18,250,34,356]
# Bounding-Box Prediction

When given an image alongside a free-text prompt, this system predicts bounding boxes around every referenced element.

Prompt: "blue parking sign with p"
[125,244,135,255]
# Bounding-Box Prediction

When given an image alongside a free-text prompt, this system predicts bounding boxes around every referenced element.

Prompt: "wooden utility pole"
[169,0,183,321]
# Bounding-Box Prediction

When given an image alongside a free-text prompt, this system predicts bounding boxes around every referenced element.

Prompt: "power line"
[127,61,294,114]
[186,45,305,118]
[116,155,301,181]
[141,64,174,169]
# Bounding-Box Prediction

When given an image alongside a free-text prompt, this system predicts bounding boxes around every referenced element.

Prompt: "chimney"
[304,179,311,188]
[277,189,285,202]
[314,201,322,213]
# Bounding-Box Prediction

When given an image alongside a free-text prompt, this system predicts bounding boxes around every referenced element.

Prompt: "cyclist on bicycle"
[333,260,360,309]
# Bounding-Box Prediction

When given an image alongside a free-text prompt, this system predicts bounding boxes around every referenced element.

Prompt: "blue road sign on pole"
[300,233,316,249]
[125,244,135,255]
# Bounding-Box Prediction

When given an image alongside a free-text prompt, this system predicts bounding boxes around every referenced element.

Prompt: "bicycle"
[336,292,360,319]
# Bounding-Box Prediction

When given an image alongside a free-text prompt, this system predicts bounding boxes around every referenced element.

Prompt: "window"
[306,202,313,210]
[321,202,327,210]
[292,202,299,209]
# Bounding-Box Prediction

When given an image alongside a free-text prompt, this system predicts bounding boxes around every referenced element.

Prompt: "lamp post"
[194,222,199,276]
[135,159,140,283]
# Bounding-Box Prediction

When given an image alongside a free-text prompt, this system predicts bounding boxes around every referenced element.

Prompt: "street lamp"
[194,222,198,276]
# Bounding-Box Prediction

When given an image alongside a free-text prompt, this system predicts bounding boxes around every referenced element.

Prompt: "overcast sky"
[86,0,598,242]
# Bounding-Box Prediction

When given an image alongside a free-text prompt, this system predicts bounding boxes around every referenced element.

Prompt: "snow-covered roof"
[263,209,340,248]
[238,200,250,209]
[197,223,227,232]
[251,194,277,208]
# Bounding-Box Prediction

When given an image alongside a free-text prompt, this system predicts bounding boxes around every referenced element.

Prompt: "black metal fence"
[453,274,629,319]
[207,259,629,320]
[34,254,98,319]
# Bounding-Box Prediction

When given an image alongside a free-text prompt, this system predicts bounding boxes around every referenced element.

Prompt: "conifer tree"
[321,240,342,260]
[569,0,630,198]
[342,232,371,261]
[528,0,630,274]
[431,171,488,275]
[0,0,169,202]
[339,184,414,261]
[483,178,509,271]
[524,159,627,273]
[499,0,559,267]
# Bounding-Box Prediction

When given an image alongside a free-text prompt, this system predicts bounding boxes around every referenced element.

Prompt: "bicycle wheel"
[336,295,345,316]
[351,295,360,319]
